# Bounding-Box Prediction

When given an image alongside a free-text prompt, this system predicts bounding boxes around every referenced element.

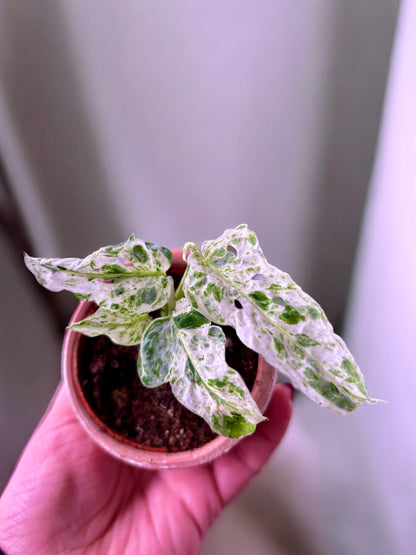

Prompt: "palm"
[0,384,292,555]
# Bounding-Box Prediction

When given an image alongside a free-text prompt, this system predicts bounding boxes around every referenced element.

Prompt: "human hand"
[0,382,292,555]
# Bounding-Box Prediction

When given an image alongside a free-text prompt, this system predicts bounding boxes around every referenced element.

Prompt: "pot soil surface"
[78,327,258,452]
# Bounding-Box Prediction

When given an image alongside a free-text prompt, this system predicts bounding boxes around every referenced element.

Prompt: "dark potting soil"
[78,327,258,452]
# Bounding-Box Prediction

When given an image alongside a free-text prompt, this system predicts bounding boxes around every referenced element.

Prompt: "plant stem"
[167,283,176,313]
[160,303,169,317]
[160,281,176,316]
[174,269,187,301]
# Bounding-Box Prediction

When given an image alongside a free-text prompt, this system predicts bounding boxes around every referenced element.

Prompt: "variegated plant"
[25,225,379,439]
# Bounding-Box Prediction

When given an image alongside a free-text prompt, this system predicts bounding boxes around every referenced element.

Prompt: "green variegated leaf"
[69,308,152,346]
[138,298,265,438]
[24,236,173,314]
[138,316,182,388]
[184,224,379,415]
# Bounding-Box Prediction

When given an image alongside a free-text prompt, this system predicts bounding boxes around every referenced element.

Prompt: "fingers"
[210,383,293,505]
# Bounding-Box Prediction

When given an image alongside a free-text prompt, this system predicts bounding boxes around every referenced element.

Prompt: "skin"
[0,383,292,555]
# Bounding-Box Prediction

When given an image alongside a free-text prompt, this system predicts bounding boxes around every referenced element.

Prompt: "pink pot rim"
[61,249,278,469]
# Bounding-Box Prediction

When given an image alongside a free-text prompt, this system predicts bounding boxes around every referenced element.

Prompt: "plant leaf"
[69,308,152,346]
[184,224,378,414]
[138,298,265,438]
[24,236,173,314]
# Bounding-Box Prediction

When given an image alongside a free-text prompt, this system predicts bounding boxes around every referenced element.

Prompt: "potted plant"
[25,224,378,468]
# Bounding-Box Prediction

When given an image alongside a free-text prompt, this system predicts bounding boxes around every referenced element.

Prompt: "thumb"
[210,382,293,504]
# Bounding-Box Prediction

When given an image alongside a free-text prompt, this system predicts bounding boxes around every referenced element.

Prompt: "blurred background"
[1,1,414,553]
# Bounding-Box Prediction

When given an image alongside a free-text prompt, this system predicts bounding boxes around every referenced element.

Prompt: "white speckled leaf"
[69,308,152,346]
[24,236,173,314]
[184,224,378,414]
[139,298,265,438]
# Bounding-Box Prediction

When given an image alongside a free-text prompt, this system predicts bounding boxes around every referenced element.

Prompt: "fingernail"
[280,382,294,401]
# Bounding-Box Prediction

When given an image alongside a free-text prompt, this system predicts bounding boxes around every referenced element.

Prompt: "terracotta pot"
[62,249,277,469]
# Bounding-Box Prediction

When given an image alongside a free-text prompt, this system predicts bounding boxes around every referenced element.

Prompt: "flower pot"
[62,249,278,469]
